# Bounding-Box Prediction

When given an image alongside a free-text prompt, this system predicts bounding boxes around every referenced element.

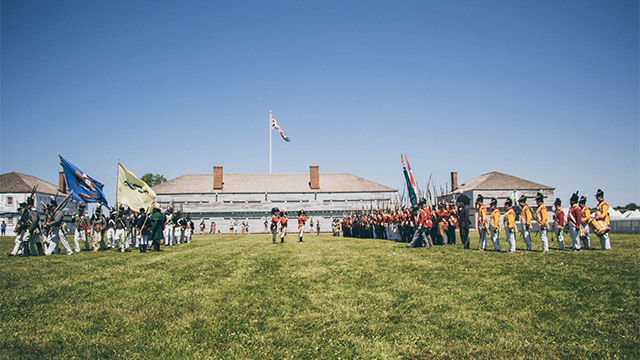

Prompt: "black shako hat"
[457,194,470,206]
[504,198,513,207]
[570,191,579,204]
[476,194,484,204]
[596,189,604,198]
[518,195,527,204]
[490,198,498,207]
[554,198,562,207]
[535,192,545,203]
[579,196,587,205]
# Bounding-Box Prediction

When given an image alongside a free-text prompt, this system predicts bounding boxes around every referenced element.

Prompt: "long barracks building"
[152,166,398,233]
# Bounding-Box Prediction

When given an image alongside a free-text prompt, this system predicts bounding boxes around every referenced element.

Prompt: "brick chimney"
[309,165,319,190]
[451,171,458,191]
[213,166,223,190]
[58,171,67,193]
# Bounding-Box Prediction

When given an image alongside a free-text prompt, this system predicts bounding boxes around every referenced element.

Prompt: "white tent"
[624,209,640,219]
[609,208,624,219]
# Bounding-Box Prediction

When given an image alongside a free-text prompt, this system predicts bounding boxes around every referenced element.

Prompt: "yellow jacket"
[504,208,516,231]
[581,206,591,225]
[521,205,532,228]
[476,204,487,227]
[490,208,500,230]
[596,201,610,225]
[537,206,548,230]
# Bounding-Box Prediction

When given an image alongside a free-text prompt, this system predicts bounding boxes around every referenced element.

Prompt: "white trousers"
[506,228,516,253]
[478,228,487,250]
[164,225,174,245]
[106,228,115,248]
[74,228,90,252]
[599,232,611,250]
[556,227,565,250]
[540,228,549,252]
[522,227,532,251]
[581,225,591,249]
[280,226,287,240]
[45,229,73,255]
[186,229,192,243]
[11,231,26,255]
[569,224,581,250]
[115,229,127,252]
[490,225,501,251]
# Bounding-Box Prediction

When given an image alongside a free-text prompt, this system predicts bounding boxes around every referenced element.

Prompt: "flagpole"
[269,110,272,174]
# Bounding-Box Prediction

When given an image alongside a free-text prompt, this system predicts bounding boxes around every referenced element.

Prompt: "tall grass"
[1,232,638,359]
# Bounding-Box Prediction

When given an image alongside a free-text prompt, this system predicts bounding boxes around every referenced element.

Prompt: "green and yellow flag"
[117,162,156,211]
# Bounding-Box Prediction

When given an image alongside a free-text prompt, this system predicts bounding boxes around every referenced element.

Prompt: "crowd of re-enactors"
[7,189,613,257]
[340,189,613,252]
[7,198,196,256]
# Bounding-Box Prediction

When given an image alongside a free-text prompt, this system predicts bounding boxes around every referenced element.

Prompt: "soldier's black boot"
[19,243,31,257]
[36,243,44,256]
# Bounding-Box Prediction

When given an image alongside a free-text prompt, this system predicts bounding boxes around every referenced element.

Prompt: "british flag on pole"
[270,112,290,142]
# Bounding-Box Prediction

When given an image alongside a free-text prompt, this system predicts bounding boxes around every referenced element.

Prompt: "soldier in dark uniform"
[91,207,106,251]
[8,202,28,256]
[44,199,73,255]
[73,203,91,252]
[149,205,164,252]
[457,194,471,249]
[136,208,150,253]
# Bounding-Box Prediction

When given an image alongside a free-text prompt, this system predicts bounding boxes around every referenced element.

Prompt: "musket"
[43,191,74,236]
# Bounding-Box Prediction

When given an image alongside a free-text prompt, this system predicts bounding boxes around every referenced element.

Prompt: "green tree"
[141,173,167,187]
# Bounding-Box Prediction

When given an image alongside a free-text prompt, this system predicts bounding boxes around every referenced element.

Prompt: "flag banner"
[402,153,418,209]
[59,154,109,206]
[117,163,156,211]
[270,112,291,142]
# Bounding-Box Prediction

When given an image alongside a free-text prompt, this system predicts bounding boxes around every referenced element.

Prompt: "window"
[7,216,14,226]
[6,196,13,206]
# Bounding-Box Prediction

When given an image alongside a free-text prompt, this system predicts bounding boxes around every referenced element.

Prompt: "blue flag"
[59,154,109,206]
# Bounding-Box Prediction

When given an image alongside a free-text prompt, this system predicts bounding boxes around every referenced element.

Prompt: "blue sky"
[2,0,638,207]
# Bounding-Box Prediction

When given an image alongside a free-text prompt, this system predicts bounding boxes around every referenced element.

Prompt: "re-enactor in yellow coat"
[595,189,611,250]
[475,194,488,251]
[535,192,549,252]
[503,198,517,253]
[579,196,591,250]
[489,198,501,251]
[518,195,533,251]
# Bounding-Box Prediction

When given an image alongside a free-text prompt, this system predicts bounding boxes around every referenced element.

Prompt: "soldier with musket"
[91,206,106,251]
[475,194,488,251]
[297,209,308,242]
[489,198,501,251]
[270,207,280,244]
[44,198,73,255]
[518,195,533,251]
[73,203,91,253]
[406,199,433,248]
[136,208,150,253]
[535,192,549,253]
[8,202,29,256]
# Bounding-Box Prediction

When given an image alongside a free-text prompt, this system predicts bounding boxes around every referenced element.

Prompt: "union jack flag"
[271,112,291,142]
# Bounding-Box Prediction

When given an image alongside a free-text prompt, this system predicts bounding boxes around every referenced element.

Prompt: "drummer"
[579,196,591,250]
[594,189,611,250]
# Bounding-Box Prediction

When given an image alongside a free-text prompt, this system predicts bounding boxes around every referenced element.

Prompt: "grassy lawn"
[1,231,638,359]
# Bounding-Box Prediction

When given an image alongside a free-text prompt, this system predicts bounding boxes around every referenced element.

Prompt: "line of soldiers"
[340,200,463,246]
[338,188,613,253]
[8,198,193,256]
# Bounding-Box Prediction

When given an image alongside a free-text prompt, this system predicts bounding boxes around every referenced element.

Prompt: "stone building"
[437,171,555,229]
[152,166,398,233]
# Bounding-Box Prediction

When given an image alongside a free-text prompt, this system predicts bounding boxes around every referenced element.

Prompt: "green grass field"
[1,231,638,359]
